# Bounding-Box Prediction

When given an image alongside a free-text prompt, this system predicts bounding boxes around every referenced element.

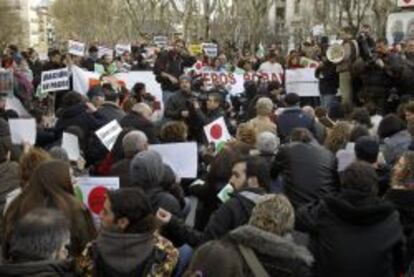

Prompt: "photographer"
[357,24,376,62]
[353,38,400,114]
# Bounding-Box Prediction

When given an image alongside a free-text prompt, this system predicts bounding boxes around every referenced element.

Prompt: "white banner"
[115,44,131,56]
[149,142,198,179]
[41,68,70,93]
[285,68,319,97]
[202,43,218,57]
[95,120,122,151]
[153,36,168,48]
[62,132,80,161]
[68,40,85,57]
[98,46,113,59]
[9,118,36,145]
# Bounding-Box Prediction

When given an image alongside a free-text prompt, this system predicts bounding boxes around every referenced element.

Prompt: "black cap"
[285,93,300,106]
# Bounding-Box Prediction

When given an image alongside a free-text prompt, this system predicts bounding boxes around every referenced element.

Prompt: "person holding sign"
[77,188,179,276]
[3,160,96,259]
[153,39,196,104]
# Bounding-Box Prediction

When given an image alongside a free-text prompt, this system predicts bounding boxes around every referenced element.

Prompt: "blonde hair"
[324,121,351,154]
[249,194,294,236]
[256,97,274,116]
[236,123,257,145]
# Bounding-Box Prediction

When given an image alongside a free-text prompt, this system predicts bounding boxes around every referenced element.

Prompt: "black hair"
[246,156,271,191]
[378,114,406,139]
[351,108,372,128]
[107,188,155,234]
[342,161,378,196]
[355,136,379,164]
[61,91,84,109]
[284,93,300,106]
[290,128,313,143]
[89,46,98,53]
[349,125,370,143]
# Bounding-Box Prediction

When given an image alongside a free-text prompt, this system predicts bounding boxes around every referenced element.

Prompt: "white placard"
[285,68,319,97]
[75,177,119,216]
[41,68,70,93]
[149,142,198,179]
[9,118,36,145]
[398,0,414,7]
[5,97,29,117]
[386,11,414,45]
[62,132,80,161]
[153,36,168,48]
[68,40,85,57]
[95,120,122,151]
[204,117,231,147]
[98,46,114,59]
[202,43,218,57]
[115,44,131,56]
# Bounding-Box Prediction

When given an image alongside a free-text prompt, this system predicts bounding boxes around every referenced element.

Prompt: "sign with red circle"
[210,124,223,140]
[399,0,414,7]
[88,186,108,214]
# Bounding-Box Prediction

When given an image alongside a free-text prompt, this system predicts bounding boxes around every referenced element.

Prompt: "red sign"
[88,186,108,215]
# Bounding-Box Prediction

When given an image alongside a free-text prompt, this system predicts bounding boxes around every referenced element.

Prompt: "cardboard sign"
[285,68,319,97]
[62,132,80,161]
[75,177,119,215]
[0,69,13,97]
[68,40,85,57]
[202,43,218,57]
[95,120,122,151]
[9,118,36,145]
[153,36,168,48]
[115,44,131,56]
[149,142,198,179]
[204,117,231,148]
[98,46,114,59]
[41,68,70,93]
[189,44,203,55]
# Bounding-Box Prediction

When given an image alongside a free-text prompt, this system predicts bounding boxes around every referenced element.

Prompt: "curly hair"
[236,122,257,146]
[324,121,352,154]
[392,151,414,189]
[19,148,51,187]
[160,121,188,143]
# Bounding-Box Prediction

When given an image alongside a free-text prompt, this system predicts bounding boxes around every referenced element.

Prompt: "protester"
[157,156,269,247]
[3,160,96,259]
[0,209,75,276]
[77,188,179,276]
[271,128,337,208]
[248,97,277,135]
[296,161,405,277]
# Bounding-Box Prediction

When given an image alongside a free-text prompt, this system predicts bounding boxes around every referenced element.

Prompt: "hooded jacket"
[77,231,178,277]
[130,151,181,216]
[296,190,405,277]
[226,225,314,277]
[166,187,267,247]
[0,259,76,277]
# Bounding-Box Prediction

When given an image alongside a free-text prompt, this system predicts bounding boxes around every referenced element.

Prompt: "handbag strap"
[238,244,270,277]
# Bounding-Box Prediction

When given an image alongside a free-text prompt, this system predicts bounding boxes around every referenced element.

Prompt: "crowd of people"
[1,23,414,276]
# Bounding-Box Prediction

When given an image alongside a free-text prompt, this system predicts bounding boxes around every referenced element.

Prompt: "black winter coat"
[166,188,266,247]
[276,108,317,143]
[226,225,314,277]
[271,142,338,209]
[120,111,158,144]
[55,103,105,139]
[315,61,339,95]
[96,102,126,124]
[0,260,76,277]
[296,190,405,277]
[164,90,193,121]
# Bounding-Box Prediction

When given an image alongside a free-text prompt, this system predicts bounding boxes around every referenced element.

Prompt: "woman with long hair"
[324,121,352,154]
[3,160,96,260]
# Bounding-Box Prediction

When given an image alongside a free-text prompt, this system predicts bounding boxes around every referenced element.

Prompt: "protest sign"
[285,68,319,97]
[41,68,70,93]
[9,118,36,145]
[204,117,231,149]
[0,69,13,97]
[202,43,218,57]
[75,177,119,215]
[98,46,114,59]
[115,44,131,56]
[5,97,29,117]
[68,40,85,57]
[95,120,122,151]
[62,132,80,161]
[72,65,100,96]
[153,36,168,48]
[149,142,198,179]
[189,44,203,55]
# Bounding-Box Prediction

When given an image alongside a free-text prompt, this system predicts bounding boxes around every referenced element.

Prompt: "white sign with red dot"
[204,117,231,148]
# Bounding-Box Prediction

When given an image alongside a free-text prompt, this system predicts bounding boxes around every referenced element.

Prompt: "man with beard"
[153,39,196,104]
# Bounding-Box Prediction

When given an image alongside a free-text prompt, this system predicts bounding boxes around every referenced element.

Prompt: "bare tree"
[0,0,24,49]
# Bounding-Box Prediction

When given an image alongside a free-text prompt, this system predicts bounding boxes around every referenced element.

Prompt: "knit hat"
[256,132,280,154]
[355,136,379,164]
[249,194,295,236]
[130,150,165,190]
